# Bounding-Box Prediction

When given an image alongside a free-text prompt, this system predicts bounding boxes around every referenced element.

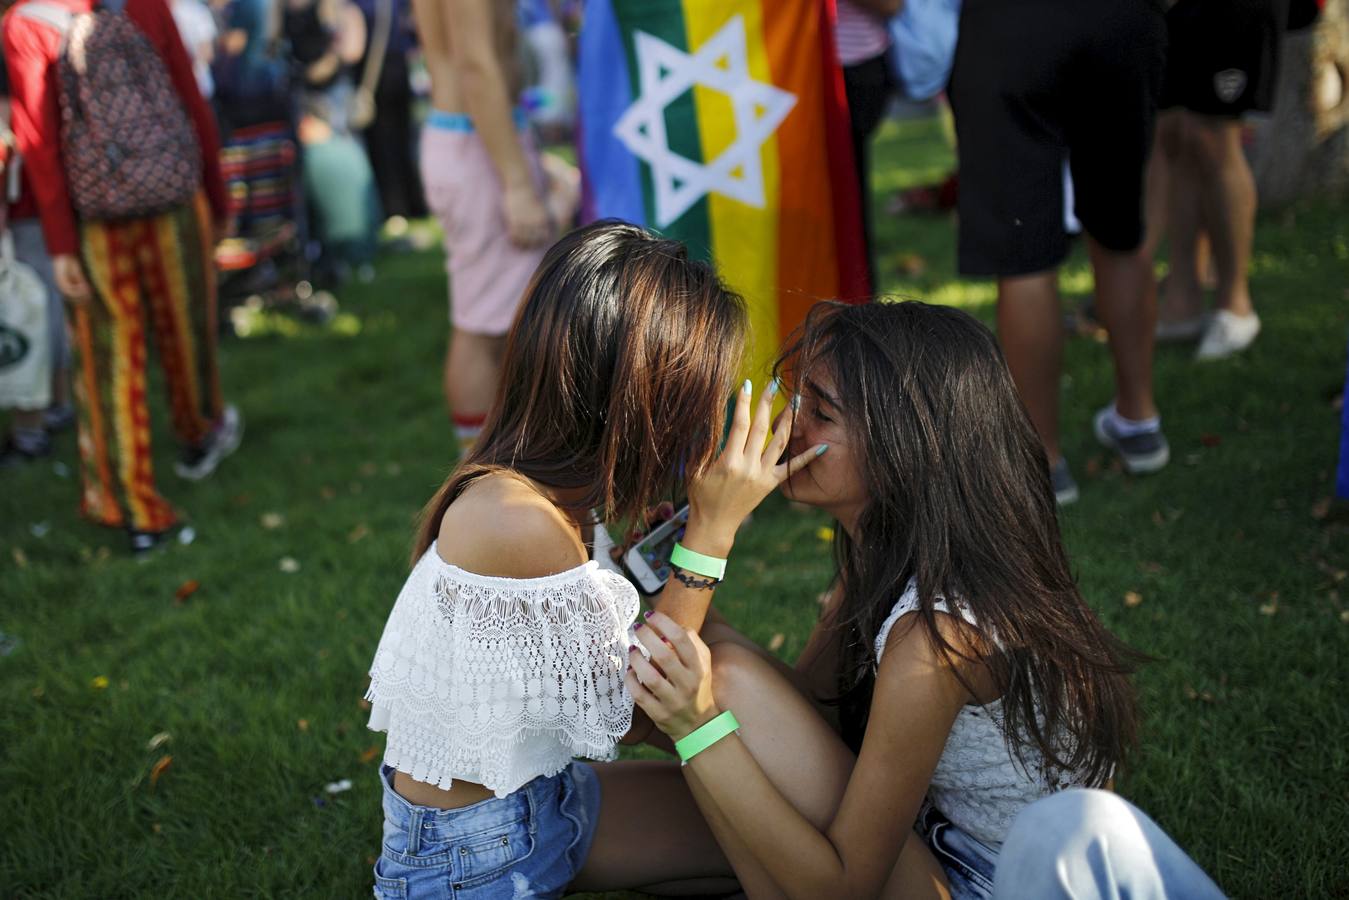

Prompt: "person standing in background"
[1151,0,1287,359]
[836,0,899,291]
[0,63,72,467]
[4,0,241,552]
[353,0,426,226]
[171,0,216,100]
[412,0,555,453]
[947,0,1169,504]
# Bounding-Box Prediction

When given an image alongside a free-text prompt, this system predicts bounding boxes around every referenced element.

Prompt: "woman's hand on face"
[684,380,827,557]
[625,611,718,741]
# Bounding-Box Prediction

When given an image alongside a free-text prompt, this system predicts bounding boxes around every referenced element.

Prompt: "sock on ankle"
[1107,405,1160,437]
[452,412,487,450]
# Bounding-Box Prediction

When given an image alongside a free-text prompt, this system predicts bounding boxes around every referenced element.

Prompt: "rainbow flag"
[578,0,869,378]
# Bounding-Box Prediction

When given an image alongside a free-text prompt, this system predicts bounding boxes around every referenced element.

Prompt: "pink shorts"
[419,119,547,336]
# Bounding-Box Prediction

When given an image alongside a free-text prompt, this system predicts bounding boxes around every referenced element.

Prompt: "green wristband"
[669,543,727,581]
[675,710,740,765]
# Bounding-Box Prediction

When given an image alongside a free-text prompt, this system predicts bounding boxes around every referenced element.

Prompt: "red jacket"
[2,0,226,255]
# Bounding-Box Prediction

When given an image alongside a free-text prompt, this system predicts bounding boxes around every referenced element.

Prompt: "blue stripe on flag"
[579,0,645,226]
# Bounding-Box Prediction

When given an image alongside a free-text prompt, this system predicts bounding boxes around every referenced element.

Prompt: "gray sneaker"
[1051,457,1079,505]
[175,404,244,481]
[1093,407,1169,474]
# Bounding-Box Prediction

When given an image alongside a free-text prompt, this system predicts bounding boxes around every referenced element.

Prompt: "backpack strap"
[13,2,74,34]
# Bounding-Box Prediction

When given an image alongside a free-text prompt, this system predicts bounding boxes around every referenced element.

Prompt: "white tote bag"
[0,230,52,410]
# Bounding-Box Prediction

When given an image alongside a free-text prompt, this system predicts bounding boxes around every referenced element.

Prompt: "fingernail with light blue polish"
[767,378,780,397]
[742,379,752,395]
[816,444,829,456]
[791,394,801,412]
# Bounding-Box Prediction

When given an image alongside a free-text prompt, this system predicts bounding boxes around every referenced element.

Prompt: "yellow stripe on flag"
[683,0,781,382]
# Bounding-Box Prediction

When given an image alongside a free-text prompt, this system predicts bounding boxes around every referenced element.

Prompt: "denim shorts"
[373,762,601,899]
[915,800,1000,900]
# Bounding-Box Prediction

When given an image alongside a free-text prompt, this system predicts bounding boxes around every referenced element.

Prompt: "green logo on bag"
[0,323,30,370]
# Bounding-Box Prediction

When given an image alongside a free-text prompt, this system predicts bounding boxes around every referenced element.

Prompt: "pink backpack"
[17,0,201,220]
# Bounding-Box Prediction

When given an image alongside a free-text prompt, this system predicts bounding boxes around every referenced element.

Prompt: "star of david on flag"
[578,0,869,380]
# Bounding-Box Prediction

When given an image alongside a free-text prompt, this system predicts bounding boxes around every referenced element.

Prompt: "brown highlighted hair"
[776,300,1141,787]
[414,220,747,561]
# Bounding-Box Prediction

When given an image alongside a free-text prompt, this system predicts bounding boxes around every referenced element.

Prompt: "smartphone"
[622,504,691,594]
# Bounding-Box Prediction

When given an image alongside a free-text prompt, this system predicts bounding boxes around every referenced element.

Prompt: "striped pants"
[70,193,222,533]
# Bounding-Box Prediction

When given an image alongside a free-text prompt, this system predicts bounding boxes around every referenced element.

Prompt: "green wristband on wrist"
[669,543,727,581]
[675,710,740,765]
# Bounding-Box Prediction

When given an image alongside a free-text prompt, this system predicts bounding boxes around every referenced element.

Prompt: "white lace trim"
[366,543,640,797]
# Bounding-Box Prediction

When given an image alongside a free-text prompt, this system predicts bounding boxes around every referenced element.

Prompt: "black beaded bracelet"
[670,565,720,591]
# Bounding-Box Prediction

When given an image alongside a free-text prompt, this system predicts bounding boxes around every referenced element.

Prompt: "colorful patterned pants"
[70,194,222,533]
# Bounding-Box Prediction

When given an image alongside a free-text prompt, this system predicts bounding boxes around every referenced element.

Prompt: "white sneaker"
[175,404,244,481]
[1196,310,1260,361]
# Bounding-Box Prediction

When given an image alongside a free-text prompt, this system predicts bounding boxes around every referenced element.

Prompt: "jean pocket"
[372,857,409,899]
[456,819,535,887]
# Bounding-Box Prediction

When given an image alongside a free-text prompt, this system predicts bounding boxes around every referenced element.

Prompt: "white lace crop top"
[875,583,1069,846]
[366,543,640,797]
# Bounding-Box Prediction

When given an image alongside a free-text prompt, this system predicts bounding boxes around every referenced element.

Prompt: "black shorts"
[1161,0,1288,117]
[948,0,1167,277]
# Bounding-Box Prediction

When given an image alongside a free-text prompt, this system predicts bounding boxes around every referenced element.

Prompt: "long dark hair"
[414,220,747,561]
[776,301,1140,786]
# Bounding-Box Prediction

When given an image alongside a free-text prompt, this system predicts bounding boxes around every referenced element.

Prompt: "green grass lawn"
[2,116,1347,898]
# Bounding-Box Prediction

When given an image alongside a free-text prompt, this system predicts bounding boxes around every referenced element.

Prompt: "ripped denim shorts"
[373,763,601,899]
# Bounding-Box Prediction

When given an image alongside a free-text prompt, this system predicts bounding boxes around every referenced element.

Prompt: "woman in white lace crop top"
[621,302,1153,900]
[364,222,831,899]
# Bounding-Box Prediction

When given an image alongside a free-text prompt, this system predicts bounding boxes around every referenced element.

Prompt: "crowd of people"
[0,0,1336,897]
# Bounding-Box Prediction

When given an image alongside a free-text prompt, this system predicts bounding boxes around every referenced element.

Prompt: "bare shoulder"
[877,610,997,706]
[436,473,588,579]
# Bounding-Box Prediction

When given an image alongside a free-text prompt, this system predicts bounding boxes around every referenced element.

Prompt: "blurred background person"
[285,0,381,284]
[948,0,1169,504]
[4,0,241,552]
[352,0,427,233]
[1150,0,1289,360]
[412,0,557,453]
[0,63,72,467]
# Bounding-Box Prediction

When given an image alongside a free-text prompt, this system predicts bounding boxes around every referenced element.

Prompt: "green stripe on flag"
[612,1,713,263]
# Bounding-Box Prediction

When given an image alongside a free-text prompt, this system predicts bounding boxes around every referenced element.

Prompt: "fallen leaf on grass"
[297,719,310,732]
[768,633,785,651]
[1138,561,1163,575]
[890,251,927,277]
[1151,510,1165,528]
[359,461,379,477]
[12,547,28,568]
[815,526,834,543]
[360,746,380,764]
[152,823,162,834]
[1259,593,1279,616]
[1199,433,1222,448]
[31,686,44,699]
[149,755,172,789]
[1315,560,1347,582]
[1183,686,1215,703]
[320,486,337,501]
[1311,498,1332,521]
[1340,610,1349,623]
[231,493,253,508]
[1123,591,1143,608]
[347,524,370,544]
[279,557,301,574]
[91,675,109,690]
[173,580,200,604]
[260,512,285,530]
[385,463,402,477]
[146,732,171,751]
[1084,456,1103,478]
[325,779,353,794]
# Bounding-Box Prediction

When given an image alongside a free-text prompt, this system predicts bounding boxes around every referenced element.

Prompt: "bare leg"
[1157,112,1208,325]
[1191,117,1256,317]
[1089,238,1158,422]
[444,330,506,426]
[570,759,739,895]
[684,643,950,899]
[996,271,1063,462]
